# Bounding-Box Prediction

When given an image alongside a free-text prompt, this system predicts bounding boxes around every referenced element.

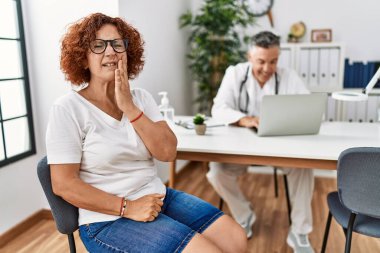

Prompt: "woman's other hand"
[124,193,165,222]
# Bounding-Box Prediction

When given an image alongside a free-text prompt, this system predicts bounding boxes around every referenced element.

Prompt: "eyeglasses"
[89,39,128,54]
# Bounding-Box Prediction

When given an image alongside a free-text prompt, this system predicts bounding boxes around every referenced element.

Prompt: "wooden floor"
[1,162,380,252]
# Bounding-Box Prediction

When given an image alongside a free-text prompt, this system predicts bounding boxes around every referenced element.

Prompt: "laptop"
[256,93,327,137]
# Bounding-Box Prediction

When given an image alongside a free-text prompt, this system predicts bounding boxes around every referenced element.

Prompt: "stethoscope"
[238,66,279,113]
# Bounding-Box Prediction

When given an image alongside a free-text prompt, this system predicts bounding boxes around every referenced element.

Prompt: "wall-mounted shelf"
[278,43,380,123]
[279,42,345,93]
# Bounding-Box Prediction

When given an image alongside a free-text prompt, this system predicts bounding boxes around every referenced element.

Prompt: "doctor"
[207,31,315,253]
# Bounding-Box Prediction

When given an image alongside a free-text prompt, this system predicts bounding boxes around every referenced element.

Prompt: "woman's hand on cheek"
[115,59,136,113]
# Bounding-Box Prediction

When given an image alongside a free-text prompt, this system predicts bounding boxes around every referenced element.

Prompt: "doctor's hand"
[115,59,138,115]
[237,116,260,128]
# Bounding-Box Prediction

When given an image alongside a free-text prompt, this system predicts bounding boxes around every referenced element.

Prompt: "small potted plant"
[193,113,206,135]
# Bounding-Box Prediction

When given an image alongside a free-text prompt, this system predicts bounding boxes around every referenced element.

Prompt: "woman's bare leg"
[202,215,247,253]
[182,233,222,253]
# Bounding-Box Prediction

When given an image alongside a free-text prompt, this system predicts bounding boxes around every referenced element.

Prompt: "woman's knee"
[222,216,247,253]
[203,215,247,253]
[182,233,222,253]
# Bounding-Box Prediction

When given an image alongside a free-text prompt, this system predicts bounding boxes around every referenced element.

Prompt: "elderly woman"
[46,13,246,253]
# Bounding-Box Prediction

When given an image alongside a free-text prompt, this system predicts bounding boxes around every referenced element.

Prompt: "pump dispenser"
[158,91,175,121]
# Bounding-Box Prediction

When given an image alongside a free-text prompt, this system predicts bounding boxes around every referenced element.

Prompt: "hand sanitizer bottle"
[158,91,175,121]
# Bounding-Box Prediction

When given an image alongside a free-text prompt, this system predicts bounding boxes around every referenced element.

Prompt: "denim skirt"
[79,188,224,253]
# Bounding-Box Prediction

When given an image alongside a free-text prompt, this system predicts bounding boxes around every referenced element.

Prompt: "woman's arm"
[130,117,177,161]
[50,164,164,221]
[115,59,177,161]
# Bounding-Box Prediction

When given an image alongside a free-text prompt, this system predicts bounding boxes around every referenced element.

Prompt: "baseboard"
[0,209,52,247]
[41,209,53,219]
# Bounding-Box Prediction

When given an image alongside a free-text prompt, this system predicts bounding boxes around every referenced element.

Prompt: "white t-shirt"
[46,88,166,225]
[212,61,310,124]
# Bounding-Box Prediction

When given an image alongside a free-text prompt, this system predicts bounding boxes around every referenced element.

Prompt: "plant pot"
[195,124,206,135]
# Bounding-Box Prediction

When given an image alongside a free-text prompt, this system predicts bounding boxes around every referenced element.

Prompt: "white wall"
[254,0,380,61]
[119,0,193,115]
[190,0,380,62]
[0,0,118,234]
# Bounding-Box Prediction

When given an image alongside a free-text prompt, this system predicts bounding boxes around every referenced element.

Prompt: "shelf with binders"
[279,43,345,93]
[324,92,380,123]
[278,45,380,123]
[343,59,380,90]
[321,59,380,123]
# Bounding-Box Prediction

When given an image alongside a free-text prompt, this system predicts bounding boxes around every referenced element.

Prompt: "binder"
[319,48,330,87]
[366,96,378,123]
[356,101,367,123]
[358,62,365,88]
[329,48,340,86]
[367,62,376,85]
[363,62,370,85]
[326,95,336,122]
[374,61,380,89]
[298,49,310,85]
[352,62,362,88]
[343,59,351,88]
[309,49,319,87]
[348,61,355,88]
[344,101,356,122]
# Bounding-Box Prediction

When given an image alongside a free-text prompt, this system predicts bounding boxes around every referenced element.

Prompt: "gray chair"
[37,156,79,253]
[321,147,380,253]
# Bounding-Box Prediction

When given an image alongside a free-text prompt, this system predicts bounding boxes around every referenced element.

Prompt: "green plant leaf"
[193,113,206,124]
[180,0,255,114]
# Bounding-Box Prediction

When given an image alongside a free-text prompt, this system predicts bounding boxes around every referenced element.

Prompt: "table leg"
[202,161,209,171]
[169,160,176,188]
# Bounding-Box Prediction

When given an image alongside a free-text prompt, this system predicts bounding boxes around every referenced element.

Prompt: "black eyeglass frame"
[89,39,129,54]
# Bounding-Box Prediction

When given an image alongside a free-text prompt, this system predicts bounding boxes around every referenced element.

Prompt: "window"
[0,0,35,167]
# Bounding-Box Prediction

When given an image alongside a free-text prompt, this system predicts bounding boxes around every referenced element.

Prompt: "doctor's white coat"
[211,61,309,124]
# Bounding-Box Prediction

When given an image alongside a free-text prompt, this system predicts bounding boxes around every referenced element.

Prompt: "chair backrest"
[37,156,79,234]
[337,147,380,219]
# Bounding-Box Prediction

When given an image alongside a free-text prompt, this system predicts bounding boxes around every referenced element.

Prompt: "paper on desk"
[174,119,226,129]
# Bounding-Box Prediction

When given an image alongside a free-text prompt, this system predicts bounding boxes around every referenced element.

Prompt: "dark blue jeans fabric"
[79,187,224,252]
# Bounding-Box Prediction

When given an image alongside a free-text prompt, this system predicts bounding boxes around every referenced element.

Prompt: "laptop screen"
[257,93,327,136]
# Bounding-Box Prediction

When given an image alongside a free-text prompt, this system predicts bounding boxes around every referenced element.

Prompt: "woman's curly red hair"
[60,13,145,85]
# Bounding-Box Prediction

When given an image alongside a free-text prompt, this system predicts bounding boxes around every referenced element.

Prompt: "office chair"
[218,167,292,225]
[321,147,380,253]
[37,156,79,253]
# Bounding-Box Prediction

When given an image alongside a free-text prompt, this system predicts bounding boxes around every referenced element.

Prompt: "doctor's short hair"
[250,31,280,49]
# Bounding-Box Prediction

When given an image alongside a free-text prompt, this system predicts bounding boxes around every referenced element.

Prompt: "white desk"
[169,119,380,188]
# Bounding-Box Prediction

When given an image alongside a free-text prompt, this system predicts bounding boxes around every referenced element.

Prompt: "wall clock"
[247,0,274,27]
